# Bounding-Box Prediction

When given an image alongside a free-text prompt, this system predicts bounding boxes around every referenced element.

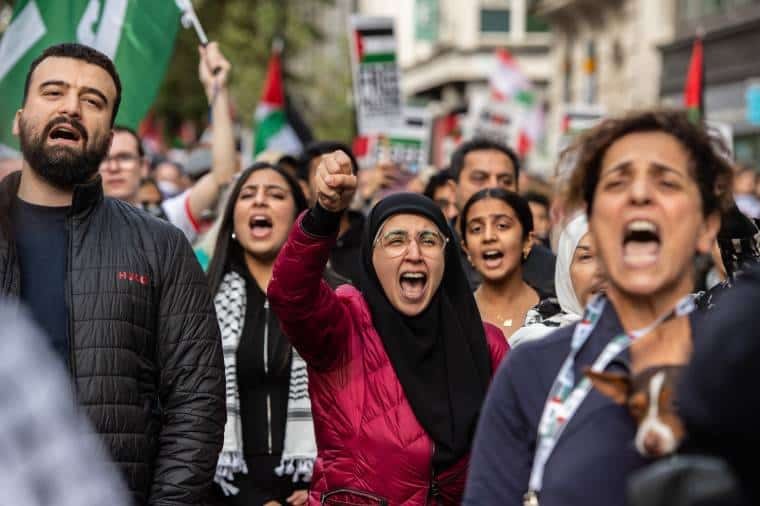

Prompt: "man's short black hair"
[523,191,550,210]
[113,125,144,158]
[423,169,455,199]
[278,154,299,169]
[298,141,359,181]
[449,137,521,183]
[23,43,122,125]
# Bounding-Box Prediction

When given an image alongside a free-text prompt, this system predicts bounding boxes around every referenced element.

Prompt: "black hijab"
[358,192,492,472]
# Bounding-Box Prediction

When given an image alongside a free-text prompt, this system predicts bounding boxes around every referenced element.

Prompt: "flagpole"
[697,25,705,120]
[175,0,221,75]
[684,26,704,123]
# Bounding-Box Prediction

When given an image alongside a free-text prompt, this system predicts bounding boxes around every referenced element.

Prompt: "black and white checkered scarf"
[213,271,315,496]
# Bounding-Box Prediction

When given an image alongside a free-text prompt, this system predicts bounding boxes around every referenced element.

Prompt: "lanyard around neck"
[524,293,696,503]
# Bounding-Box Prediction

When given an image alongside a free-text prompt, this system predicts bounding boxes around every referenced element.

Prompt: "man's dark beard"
[19,116,110,190]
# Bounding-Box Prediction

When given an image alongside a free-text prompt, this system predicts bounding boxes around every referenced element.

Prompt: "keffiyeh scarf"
[213,271,316,496]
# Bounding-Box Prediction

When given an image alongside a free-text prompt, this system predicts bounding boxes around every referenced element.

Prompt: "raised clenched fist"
[315,150,358,213]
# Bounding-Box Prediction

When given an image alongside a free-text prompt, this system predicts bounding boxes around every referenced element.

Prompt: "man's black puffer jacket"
[0,171,225,505]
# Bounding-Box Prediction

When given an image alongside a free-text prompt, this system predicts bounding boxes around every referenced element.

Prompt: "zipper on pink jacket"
[428,443,440,505]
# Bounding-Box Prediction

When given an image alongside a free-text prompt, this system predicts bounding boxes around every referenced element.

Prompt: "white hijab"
[509,213,589,348]
[555,213,588,317]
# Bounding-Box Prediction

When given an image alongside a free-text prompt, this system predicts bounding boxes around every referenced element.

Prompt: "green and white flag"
[0,0,181,155]
[253,47,302,157]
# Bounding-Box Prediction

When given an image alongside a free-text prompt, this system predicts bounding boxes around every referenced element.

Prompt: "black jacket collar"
[0,170,104,234]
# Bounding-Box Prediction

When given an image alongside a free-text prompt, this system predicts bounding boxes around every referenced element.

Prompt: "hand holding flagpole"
[199,42,230,107]
[175,0,221,75]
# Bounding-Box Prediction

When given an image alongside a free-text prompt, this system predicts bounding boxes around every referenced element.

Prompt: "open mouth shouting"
[623,220,661,269]
[47,123,84,147]
[249,214,273,239]
[399,270,428,302]
[481,249,505,270]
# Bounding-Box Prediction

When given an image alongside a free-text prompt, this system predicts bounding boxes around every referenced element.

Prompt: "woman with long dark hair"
[266,151,508,505]
[460,188,542,342]
[209,162,315,506]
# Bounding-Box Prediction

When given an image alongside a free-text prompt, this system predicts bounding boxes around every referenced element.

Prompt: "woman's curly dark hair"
[563,108,734,217]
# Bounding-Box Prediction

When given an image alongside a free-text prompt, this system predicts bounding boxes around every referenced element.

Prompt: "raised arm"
[268,151,359,371]
[186,42,237,220]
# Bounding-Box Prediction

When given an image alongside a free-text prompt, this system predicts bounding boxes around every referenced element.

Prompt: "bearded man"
[0,43,225,505]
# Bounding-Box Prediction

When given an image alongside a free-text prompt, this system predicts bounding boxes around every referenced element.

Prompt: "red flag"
[684,37,703,122]
[260,49,285,108]
[138,111,165,154]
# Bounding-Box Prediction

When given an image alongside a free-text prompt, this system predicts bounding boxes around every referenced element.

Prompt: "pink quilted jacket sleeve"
[484,322,509,377]
[268,212,354,371]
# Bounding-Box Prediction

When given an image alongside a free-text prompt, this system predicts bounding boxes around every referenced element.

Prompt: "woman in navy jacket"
[463,109,733,506]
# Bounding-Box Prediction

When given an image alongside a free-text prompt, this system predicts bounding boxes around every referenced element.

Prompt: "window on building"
[678,0,760,22]
[563,45,573,103]
[481,8,511,33]
[527,14,550,32]
[583,40,598,104]
[735,133,760,167]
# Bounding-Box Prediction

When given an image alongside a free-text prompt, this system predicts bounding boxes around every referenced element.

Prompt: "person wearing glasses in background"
[0,42,224,505]
[266,151,508,505]
[99,42,236,243]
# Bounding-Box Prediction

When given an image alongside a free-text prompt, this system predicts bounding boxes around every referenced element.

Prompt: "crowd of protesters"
[1,39,760,506]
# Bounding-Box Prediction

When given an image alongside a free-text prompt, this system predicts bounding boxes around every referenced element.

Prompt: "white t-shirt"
[161,190,201,244]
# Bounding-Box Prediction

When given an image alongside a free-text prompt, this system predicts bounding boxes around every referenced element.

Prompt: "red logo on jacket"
[117,271,150,286]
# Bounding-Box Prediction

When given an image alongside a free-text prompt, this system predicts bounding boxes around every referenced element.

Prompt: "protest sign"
[348,15,404,135]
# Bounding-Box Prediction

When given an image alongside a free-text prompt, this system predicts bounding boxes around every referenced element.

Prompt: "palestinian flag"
[490,48,531,101]
[684,37,704,123]
[489,49,544,156]
[515,90,544,157]
[354,25,396,64]
[253,47,303,156]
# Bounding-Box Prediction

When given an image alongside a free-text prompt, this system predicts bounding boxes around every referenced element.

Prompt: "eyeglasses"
[373,229,448,258]
[100,153,140,168]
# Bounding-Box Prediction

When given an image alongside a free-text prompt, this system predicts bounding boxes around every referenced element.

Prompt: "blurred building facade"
[356,0,554,171]
[536,0,678,166]
[347,0,760,172]
[659,0,760,167]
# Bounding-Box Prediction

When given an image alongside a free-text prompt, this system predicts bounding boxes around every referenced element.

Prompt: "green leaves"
[154,0,354,143]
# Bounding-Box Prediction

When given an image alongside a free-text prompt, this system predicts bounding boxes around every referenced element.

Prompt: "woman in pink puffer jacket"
[267,152,508,505]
